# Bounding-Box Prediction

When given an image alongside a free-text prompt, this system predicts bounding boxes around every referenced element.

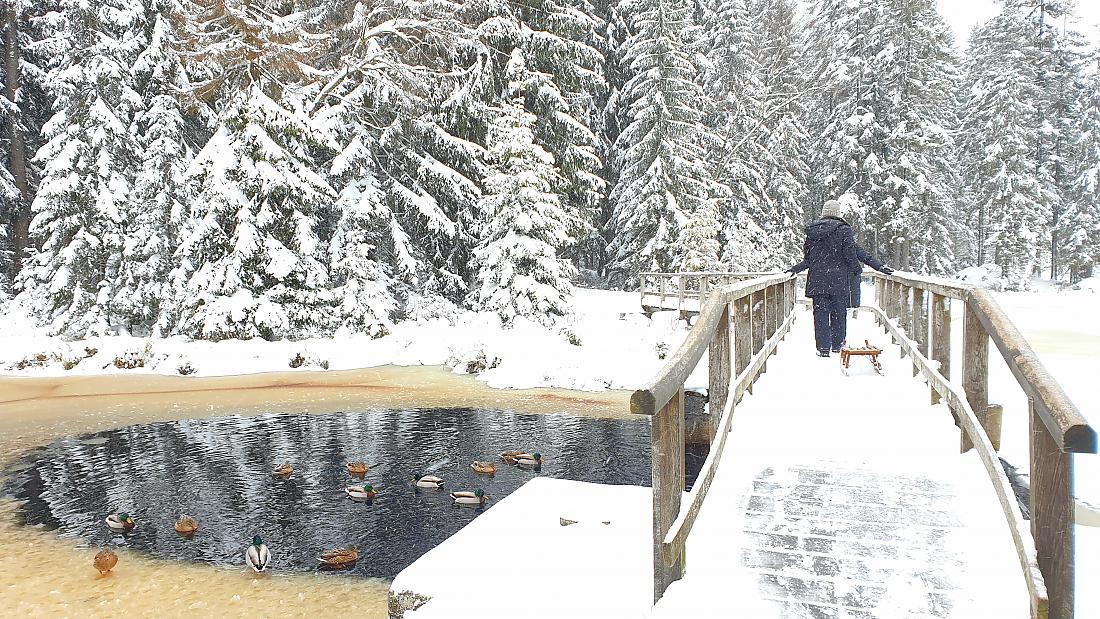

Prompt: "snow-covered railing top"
[637,271,779,314]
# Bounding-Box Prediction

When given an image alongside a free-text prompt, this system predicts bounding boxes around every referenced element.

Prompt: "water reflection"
[3,408,652,579]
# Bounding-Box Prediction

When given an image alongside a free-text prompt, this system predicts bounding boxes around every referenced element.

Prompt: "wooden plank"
[652,387,685,602]
[967,290,1096,454]
[707,305,731,440]
[912,287,926,377]
[862,304,1049,617]
[677,275,686,312]
[700,276,709,305]
[734,296,751,385]
[1030,398,1073,619]
[659,276,667,309]
[639,273,646,309]
[751,290,766,355]
[961,303,989,453]
[931,293,950,405]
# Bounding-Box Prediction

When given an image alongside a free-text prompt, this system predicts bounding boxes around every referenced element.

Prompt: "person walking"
[787,200,892,356]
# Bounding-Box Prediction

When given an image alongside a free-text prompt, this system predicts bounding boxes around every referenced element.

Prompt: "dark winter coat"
[788,216,862,299]
[849,246,889,307]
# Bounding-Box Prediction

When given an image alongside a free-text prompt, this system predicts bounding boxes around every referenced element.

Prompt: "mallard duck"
[94,548,118,575]
[347,462,369,478]
[105,512,135,533]
[471,461,496,475]
[451,488,489,507]
[174,515,199,536]
[513,453,543,468]
[246,536,270,573]
[500,450,526,464]
[318,546,358,568]
[411,473,444,489]
[345,483,377,501]
[272,463,293,478]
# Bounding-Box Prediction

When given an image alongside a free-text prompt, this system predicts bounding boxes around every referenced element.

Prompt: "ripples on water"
[3,408,653,580]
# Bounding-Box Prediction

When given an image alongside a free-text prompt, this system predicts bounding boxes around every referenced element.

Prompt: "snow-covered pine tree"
[505,0,605,272]
[1067,59,1100,280]
[865,0,960,274]
[16,0,143,336]
[957,10,1049,290]
[471,50,578,326]
[607,0,717,284]
[112,0,195,335]
[698,0,767,270]
[746,0,809,269]
[175,1,336,339]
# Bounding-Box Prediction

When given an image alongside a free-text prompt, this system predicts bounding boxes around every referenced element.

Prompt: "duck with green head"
[346,483,377,501]
[105,512,135,533]
[411,473,444,489]
[246,535,271,572]
[513,453,543,468]
[450,488,489,507]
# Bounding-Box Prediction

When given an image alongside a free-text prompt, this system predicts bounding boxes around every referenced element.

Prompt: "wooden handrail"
[632,274,790,416]
[869,270,1095,619]
[632,272,795,603]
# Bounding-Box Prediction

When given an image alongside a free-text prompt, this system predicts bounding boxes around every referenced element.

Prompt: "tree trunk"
[4,4,29,275]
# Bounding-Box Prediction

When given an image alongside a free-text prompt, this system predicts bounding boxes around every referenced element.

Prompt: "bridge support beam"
[652,387,685,602]
[1030,398,1073,619]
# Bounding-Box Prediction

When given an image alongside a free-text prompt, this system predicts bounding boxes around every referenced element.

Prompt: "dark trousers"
[811,295,847,352]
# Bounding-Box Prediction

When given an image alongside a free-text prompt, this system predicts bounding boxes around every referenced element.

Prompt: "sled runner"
[840,340,883,375]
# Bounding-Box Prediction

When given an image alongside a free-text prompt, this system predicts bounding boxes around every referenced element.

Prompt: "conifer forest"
[0,0,1098,339]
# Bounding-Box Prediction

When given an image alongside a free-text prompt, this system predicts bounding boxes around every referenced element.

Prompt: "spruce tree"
[957,11,1049,289]
[607,0,716,284]
[16,0,142,336]
[1067,62,1100,280]
[472,53,578,325]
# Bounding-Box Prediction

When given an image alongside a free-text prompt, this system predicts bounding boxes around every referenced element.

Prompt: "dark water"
[2,408,655,579]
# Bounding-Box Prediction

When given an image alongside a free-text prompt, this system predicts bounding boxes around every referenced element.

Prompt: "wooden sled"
[840,340,883,375]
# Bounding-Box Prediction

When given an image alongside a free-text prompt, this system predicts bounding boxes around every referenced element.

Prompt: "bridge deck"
[652,308,1029,619]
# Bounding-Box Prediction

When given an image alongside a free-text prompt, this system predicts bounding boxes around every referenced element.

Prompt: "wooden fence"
[630,273,797,602]
[869,271,1096,619]
[633,270,1095,618]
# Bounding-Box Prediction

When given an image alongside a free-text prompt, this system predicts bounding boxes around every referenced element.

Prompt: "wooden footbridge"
[634,271,1096,619]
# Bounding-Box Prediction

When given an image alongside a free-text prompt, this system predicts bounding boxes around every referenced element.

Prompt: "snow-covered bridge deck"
[651,309,1028,618]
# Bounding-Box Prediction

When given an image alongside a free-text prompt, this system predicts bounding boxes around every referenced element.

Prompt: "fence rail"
[634,270,1095,618]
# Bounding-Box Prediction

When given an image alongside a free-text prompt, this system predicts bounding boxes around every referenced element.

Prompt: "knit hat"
[820,200,843,219]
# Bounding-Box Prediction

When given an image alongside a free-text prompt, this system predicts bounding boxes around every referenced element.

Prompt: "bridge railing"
[868,271,1096,619]
[638,272,778,314]
[634,270,1095,618]
[630,273,797,602]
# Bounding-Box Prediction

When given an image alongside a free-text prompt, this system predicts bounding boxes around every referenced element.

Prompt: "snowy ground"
[0,289,690,393]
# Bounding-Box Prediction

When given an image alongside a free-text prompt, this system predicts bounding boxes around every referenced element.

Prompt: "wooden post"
[659,276,667,309]
[652,387,685,602]
[700,276,709,306]
[897,285,910,357]
[1029,397,1073,619]
[708,305,731,439]
[640,274,647,309]
[985,403,1003,452]
[751,290,766,355]
[677,275,686,313]
[734,296,751,394]
[930,293,950,405]
[961,302,989,453]
[765,284,779,339]
[875,277,884,326]
[912,287,926,377]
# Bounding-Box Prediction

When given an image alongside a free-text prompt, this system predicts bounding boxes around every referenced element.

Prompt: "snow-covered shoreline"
[0,288,691,394]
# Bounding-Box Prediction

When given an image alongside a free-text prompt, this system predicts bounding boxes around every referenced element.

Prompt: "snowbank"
[0,289,691,393]
[392,477,653,619]
[955,263,1004,290]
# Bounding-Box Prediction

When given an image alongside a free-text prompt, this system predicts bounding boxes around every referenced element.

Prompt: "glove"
[881,267,895,275]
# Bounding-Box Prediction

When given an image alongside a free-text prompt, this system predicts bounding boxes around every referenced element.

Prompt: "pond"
[3,407,656,580]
